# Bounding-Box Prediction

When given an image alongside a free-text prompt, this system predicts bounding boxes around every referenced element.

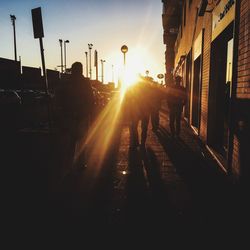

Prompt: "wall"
[231,0,250,181]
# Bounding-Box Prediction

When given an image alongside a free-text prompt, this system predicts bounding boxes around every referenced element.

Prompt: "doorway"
[207,22,234,160]
[191,55,201,130]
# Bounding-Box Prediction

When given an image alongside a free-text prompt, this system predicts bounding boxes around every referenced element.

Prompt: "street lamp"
[121,45,128,66]
[64,40,69,73]
[85,51,88,78]
[112,64,114,83]
[94,50,99,81]
[101,59,106,84]
[157,73,164,85]
[10,14,17,61]
[88,43,93,79]
[59,39,63,73]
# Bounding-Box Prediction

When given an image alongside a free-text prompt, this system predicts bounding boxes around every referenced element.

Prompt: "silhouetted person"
[151,82,162,131]
[58,62,94,170]
[124,77,155,149]
[166,75,186,138]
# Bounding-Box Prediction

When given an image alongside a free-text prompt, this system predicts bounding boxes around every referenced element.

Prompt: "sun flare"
[119,66,140,97]
[107,46,155,89]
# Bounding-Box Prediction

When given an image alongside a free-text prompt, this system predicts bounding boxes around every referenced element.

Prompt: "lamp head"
[10,14,16,20]
[121,45,128,54]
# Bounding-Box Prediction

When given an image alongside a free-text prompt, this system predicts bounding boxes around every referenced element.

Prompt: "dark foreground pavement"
[1,105,248,246]
[47,107,248,246]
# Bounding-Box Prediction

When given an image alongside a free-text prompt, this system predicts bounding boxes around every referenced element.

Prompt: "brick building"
[162,0,249,183]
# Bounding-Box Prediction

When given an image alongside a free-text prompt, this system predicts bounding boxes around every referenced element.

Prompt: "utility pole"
[101,59,106,84]
[64,40,69,73]
[88,43,93,79]
[94,50,98,81]
[85,51,88,78]
[112,64,114,82]
[59,39,63,73]
[121,45,128,67]
[10,15,17,61]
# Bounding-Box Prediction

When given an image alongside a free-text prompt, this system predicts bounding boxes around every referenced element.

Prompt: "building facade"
[162,0,249,183]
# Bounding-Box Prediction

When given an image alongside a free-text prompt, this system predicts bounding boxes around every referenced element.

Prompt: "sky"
[0,0,166,84]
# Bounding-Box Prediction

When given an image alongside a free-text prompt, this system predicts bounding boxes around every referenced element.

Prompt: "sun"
[120,66,140,89]
[107,46,153,90]
[118,47,153,95]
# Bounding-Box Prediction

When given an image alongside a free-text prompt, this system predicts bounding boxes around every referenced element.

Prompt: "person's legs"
[74,120,89,169]
[130,119,139,148]
[155,109,160,128]
[169,110,175,137]
[151,109,160,130]
[68,123,78,170]
[175,110,182,136]
[151,110,157,130]
[141,115,149,146]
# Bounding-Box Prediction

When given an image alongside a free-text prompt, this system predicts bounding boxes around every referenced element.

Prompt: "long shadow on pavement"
[116,144,186,239]
[155,126,242,236]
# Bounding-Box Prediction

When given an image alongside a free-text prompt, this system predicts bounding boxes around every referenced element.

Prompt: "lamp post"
[64,40,69,73]
[10,14,17,61]
[121,45,128,66]
[85,51,88,78]
[88,43,93,79]
[112,64,114,82]
[94,50,98,81]
[101,59,106,84]
[59,39,63,73]
[157,73,164,84]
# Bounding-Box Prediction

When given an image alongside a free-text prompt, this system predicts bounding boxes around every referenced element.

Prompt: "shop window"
[184,50,192,120]
[207,22,234,162]
[223,38,233,153]
[192,55,201,129]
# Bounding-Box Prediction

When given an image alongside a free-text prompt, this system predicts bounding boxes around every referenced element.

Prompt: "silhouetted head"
[71,62,83,77]
[175,75,182,86]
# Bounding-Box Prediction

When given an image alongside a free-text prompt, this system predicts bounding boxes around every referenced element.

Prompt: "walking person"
[151,83,162,131]
[124,77,155,150]
[166,75,186,138]
[58,62,95,171]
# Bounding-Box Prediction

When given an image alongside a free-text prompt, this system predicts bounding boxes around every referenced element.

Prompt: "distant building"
[0,57,21,89]
[22,66,43,90]
[47,69,60,92]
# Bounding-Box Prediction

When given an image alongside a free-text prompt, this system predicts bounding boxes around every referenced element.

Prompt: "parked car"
[92,87,105,110]
[0,89,22,130]
[16,89,49,105]
[100,91,112,105]
[16,89,51,128]
[0,89,21,105]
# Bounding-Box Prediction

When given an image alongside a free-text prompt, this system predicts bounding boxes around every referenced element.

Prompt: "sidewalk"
[108,111,233,231]
[49,106,247,244]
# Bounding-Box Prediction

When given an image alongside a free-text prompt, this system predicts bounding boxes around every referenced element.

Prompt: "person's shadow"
[154,125,236,234]
[123,144,177,233]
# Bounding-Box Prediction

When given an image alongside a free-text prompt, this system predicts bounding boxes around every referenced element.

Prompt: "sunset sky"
[0,0,165,84]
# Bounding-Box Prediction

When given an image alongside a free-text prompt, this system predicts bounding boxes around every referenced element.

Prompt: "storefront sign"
[212,0,235,41]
